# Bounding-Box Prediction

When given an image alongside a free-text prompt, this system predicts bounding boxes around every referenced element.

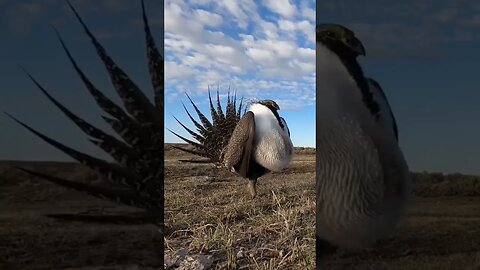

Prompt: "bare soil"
[322,196,480,270]
[0,162,163,270]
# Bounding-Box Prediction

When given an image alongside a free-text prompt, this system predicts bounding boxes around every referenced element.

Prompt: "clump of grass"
[189,222,235,253]
[243,191,315,269]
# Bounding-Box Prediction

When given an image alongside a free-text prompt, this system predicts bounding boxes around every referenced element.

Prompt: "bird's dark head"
[316,23,365,58]
[259,99,280,111]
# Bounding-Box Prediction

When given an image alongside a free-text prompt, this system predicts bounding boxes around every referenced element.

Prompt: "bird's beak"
[247,179,257,198]
[352,37,366,56]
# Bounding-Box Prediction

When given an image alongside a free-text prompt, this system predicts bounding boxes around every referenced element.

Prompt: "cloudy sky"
[319,0,480,174]
[0,0,163,161]
[164,0,316,147]
[2,0,480,175]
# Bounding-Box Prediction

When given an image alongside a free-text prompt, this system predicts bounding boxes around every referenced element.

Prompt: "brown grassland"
[1,144,480,269]
[164,145,316,269]
[165,145,480,270]
[0,161,163,269]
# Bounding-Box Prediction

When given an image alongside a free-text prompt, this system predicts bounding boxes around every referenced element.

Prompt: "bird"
[170,95,294,198]
[366,77,399,143]
[5,0,164,226]
[315,23,410,258]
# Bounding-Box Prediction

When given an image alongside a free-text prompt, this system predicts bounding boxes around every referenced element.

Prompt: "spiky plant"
[5,0,163,226]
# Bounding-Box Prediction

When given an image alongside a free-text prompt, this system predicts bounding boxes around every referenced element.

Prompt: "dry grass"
[164,146,316,269]
[0,162,162,269]
[164,145,480,269]
[412,172,480,197]
[321,196,480,269]
[2,146,480,269]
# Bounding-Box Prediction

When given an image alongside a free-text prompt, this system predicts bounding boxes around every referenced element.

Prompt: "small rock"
[178,255,214,270]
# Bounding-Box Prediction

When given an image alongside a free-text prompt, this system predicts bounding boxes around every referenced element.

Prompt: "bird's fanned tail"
[170,90,245,165]
[142,0,164,113]
[6,0,164,222]
[14,167,159,211]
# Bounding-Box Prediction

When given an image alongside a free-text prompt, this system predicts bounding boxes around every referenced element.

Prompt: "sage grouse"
[316,23,410,256]
[170,96,293,198]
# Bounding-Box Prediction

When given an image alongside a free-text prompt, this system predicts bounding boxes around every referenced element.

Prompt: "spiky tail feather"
[6,0,164,225]
[170,90,245,166]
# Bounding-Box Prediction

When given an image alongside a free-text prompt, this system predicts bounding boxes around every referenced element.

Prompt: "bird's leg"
[247,179,257,198]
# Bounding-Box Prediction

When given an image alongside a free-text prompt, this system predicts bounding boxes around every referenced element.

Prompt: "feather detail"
[6,0,164,223]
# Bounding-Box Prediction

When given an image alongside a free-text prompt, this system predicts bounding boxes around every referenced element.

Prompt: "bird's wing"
[280,117,290,137]
[6,0,163,216]
[170,91,245,165]
[223,111,255,178]
[367,78,399,142]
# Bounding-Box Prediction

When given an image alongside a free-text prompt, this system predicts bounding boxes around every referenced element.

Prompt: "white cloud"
[297,47,315,59]
[263,0,297,18]
[279,19,315,43]
[246,47,275,62]
[300,2,315,21]
[193,9,223,27]
[165,0,315,110]
[279,20,297,31]
[217,0,255,29]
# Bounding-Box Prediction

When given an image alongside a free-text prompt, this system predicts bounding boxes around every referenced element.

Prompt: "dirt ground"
[2,146,480,269]
[0,162,163,270]
[322,196,480,270]
[165,145,480,270]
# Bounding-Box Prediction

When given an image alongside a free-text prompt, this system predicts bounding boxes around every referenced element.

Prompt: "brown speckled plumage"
[172,98,293,198]
[316,24,409,258]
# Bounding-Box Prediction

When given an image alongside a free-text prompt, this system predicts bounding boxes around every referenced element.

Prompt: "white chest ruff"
[248,104,293,172]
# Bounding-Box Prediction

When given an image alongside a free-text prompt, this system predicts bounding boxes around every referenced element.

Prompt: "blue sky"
[164,0,316,148]
[2,1,480,175]
[318,0,480,174]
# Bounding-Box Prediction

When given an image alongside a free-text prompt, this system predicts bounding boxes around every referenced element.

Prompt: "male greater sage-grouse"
[170,96,294,198]
[315,23,410,258]
[5,1,164,226]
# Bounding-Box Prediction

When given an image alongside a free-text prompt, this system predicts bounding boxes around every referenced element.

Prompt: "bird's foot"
[247,179,257,198]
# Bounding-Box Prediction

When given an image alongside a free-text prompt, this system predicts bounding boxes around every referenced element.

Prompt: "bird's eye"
[325,31,334,37]
[345,37,354,45]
